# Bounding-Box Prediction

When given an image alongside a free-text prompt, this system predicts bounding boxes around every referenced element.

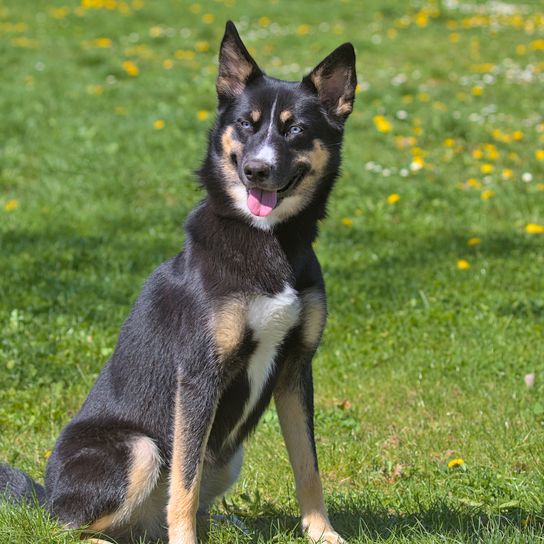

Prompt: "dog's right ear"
[216,21,263,104]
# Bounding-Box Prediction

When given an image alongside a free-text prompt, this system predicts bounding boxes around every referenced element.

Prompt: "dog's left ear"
[216,21,263,103]
[302,43,357,125]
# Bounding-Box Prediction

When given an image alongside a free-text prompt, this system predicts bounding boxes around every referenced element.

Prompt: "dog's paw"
[304,521,346,543]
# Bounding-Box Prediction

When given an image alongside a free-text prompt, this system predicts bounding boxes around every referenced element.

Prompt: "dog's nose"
[243,160,271,183]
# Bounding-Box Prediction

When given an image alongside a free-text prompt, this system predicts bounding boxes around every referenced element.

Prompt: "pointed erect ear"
[302,43,357,124]
[216,21,263,102]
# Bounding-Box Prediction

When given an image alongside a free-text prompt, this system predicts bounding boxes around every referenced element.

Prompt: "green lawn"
[1,0,543,542]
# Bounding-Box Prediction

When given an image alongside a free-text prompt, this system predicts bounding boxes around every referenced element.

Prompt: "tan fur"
[220,125,243,184]
[336,96,353,116]
[300,290,326,347]
[212,297,247,358]
[88,437,162,534]
[269,139,330,224]
[280,110,293,124]
[216,42,254,97]
[167,390,213,543]
[275,391,341,543]
[250,110,261,122]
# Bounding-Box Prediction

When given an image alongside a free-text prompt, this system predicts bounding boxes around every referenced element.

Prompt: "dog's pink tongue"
[247,188,277,217]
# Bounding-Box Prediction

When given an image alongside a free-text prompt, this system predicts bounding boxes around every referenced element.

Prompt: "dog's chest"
[245,285,301,391]
[217,285,301,443]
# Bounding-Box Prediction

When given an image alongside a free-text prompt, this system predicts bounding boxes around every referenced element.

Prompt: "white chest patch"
[227,285,300,444]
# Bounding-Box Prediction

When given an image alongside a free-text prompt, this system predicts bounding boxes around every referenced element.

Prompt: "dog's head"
[201,21,356,230]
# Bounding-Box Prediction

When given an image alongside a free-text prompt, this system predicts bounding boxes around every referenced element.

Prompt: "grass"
[1,0,543,542]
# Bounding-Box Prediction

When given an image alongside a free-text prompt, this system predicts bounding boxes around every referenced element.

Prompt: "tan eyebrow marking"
[280,110,293,124]
[250,110,261,122]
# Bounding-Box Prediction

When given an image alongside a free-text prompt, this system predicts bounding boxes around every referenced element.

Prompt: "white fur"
[226,285,300,444]
[253,97,278,164]
[254,144,276,164]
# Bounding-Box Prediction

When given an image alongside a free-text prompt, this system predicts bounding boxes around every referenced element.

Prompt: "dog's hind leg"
[199,446,243,512]
[45,424,162,541]
[167,374,220,544]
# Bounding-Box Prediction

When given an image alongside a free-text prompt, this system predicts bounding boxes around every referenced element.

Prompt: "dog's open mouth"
[278,166,308,195]
[245,166,308,218]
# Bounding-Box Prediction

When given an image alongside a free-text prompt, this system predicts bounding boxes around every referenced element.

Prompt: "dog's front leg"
[167,374,218,544]
[275,363,345,544]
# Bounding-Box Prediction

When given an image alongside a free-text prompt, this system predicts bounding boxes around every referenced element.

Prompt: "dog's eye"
[287,125,303,136]
[238,118,251,129]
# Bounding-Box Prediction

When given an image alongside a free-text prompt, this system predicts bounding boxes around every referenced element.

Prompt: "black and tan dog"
[0,21,356,544]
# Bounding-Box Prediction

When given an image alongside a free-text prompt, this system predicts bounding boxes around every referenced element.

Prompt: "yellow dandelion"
[189,3,201,14]
[387,193,400,204]
[355,83,362,94]
[443,138,456,147]
[95,37,112,48]
[472,149,483,159]
[484,144,499,160]
[153,119,165,130]
[86,84,104,95]
[457,260,470,270]
[448,458,465,467]
[197,110,209,121]
[402,94,413,104]
[449,32,460,43]
[162,59,174,70]
[195,40,209,53]
[512,130,523,141]
[471,86,483,96]
[415,12,428,27]
[502,169,513,179]
[122,60,139,76]
[468,237,481,246]
[387,28,398,39]
[50,7,69,19]
[530,39,544,50]
[417,92,430,102]
[535,150,544,161]
[480,163,493,174]
[467,178,481,188]
[410,156,425,171]
[526,223,544,234]
[373,115,392,133]
[202,13,214,25]
[149,26,163,38]
[297,24,311,36]
[175,49,195,60]
[4,199,18,212]
[341,217,353,227]
[11,37,38,48]
[471,63,494,73]
[44,449,52,460]
[258,16,270,27]
[536,183,544,191]
[481,190,495,200]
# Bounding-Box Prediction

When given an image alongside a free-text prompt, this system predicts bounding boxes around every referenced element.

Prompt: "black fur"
[1,21,356,543]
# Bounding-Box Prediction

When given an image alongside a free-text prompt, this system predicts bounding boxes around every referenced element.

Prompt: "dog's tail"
[0,463,46,506]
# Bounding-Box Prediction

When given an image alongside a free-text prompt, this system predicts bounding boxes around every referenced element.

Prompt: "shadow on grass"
[232,500,544,542]
[322,225,544,314]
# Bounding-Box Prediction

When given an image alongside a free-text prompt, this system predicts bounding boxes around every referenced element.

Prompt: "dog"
[0,21,356,544]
